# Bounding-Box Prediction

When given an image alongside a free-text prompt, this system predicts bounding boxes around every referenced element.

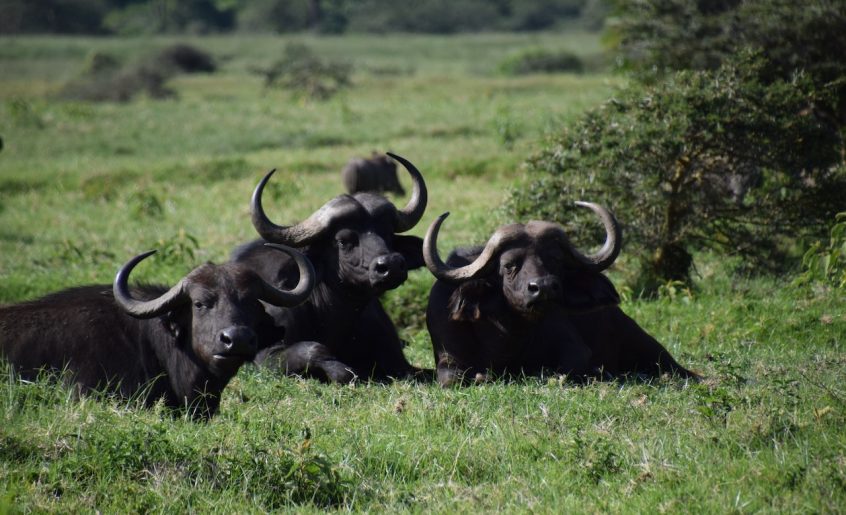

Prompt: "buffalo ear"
[447,280,491,321]
[560,272,621,311]
[161,311,183,340]
[393,235,424,270]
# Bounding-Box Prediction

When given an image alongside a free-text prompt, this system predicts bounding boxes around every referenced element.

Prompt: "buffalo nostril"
[220,327,257,353]
[374,262,390,275]
[527,282,540,295]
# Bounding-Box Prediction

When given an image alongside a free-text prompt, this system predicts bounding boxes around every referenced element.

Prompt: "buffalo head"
[423,202,622,318]
[113,243,315,377]
[251,152,427,297]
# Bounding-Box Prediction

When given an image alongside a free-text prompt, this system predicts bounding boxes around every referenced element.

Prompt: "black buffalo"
[232,152,427,382]
[0,244,314,418]
[341,152,405,196]
[423,202,697,387]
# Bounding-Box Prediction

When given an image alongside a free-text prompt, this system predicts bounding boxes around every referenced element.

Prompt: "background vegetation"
[1,5,845,513]
[510,0,846,291]
[0,0,601,35]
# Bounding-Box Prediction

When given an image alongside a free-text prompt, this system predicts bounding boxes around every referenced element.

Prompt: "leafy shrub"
[498,48,583,75]
[252,43,351,101]
[80,51,120,75]
[796,211,846,289]
[60,44,215,103]
[153,44,216,74]
[507,52,846,293]
[60,54,174,102]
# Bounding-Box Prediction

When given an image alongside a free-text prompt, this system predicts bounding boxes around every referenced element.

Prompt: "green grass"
[2,33,845,512]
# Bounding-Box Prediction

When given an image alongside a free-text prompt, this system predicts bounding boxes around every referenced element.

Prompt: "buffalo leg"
[260,341,357,383]
[614,312,698,379]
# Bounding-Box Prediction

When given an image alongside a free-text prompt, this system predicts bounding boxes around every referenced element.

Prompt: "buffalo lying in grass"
[233,152,428,382]
[341,152,405,196]
[423,202,697,386]
[0,244,314,418]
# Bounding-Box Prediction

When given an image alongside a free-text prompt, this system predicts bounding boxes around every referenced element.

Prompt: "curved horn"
[424,212,520,283]
[569,201,622,271]
[386,152,427,232]
[259,243,316,306]
[113,250,188,319]
[251,169,337,246]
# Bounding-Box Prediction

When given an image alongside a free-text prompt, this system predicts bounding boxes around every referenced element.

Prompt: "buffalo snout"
[217,326,258,358]
[526,275,562,307]
[369,253,408,288]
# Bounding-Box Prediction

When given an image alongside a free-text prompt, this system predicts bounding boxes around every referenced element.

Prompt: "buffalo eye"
[503,259,521,276]
[193,297,215,309]
[335,230,358,251]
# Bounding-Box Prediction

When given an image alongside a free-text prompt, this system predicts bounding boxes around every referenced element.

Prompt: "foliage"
[508,53,846,293]
[498,48,584,75]
[796,211,846,289]
[59,44,215,102]
[0,0,596,35]
[0,0,111,34]
[153,43,217,74]
[608,0,846,127]
[252,43,351,101]
[607,0,742,75]
[102,0,235,35]
[1,33,845,512]
[60,62,176,102]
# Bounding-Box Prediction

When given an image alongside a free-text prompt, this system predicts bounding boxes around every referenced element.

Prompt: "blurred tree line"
[0,0,604,35]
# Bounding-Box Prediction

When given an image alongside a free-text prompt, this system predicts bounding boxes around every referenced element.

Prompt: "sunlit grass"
[1,33,844,512]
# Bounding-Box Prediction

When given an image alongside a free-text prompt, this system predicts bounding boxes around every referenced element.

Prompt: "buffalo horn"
[568,201,622,271]
[386,152,427,233]
[250,169,345,246]
[423,212,523,283]
[113,250,188,319]
[259,243,316,306]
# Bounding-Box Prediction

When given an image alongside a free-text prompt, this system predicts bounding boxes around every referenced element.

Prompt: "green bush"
[252,43,351,101]
[507,53,846,293]
[796,211,846,289]
[498,48,583,75]
[59,44,216,103]
[60,65,175,102]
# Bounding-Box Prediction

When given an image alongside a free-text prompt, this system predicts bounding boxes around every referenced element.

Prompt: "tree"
[507,53,846,293]
[609,0,846,129]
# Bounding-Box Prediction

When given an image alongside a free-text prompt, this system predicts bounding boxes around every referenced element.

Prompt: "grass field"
[1,33,845,512]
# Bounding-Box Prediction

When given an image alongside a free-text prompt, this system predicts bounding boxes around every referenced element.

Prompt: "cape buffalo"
[0,244,314,418]
[341,152,405,196]
[423,202,697,387]
[232,152,427,382]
